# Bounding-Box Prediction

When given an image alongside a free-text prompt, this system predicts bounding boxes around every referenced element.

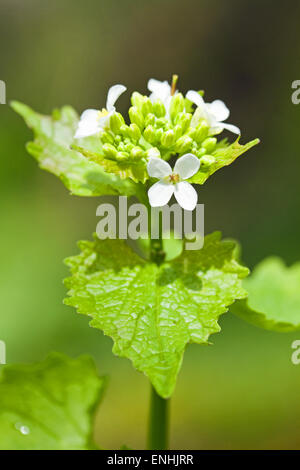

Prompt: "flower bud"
[131,92,144,109]
[110,112,125,134]
[202,137,217,153]
[129,106,144,130]
[101,131,114,144]
[174,124,183,140]
[116,151,129,162]
[152,99,166,118]
[145,147,160,159]
[130,147,144,160]
[119,124,130,138]
[143,125,156,144]
[141,97,153,116]
[200,154,215,167]
[161,129,175,148]
[174,135,193,153]
[145,113,156,127]
[194,121,209,143]
[128,123,141,142]
[103,143,118,160]
[196,148,206,158]
[169,93,185,122]
[175,112,192,132]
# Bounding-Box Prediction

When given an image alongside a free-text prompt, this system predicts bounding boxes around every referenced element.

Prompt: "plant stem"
[146,206,169,450]
[147,384,169,450]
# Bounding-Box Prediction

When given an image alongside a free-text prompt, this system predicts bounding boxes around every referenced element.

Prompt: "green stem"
[147,384,169,450]
[146,205,169,450]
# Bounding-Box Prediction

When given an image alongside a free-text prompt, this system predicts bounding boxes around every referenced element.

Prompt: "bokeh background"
[1,0,300,449]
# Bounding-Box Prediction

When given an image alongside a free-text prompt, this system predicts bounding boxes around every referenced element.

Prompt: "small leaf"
[231,257,300,332]
[11,101,139,198]
[64,233,248,398]
[189,137,260,185]
[0,352,105,450]
[73,144,148,184]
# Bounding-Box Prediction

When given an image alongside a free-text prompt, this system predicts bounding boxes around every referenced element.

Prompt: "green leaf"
[0,352,105,450]
[189,137,260,185]
[11,101,139,198]
[231,257,300,332]
[64,232,249,398]
[72,144,148,184]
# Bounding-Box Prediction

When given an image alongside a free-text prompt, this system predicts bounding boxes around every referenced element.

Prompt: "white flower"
[74,84,126,138]
[147,154,200,211]
[186,90,240,135]
[147,78,177,117]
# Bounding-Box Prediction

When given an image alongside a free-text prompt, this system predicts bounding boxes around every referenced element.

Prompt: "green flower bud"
[141,97,153,117]
[145,147,160,159]
[124,142,135,153]
[174,124,183,140]
[116,151,129,162]
[161,129,175,148]
[200,154,216,167]
[202,137,217,153]
[128,123,141,142]
[103,143,118,160]
[196,148,206,158]
[194,121,209,143]
[143,125,156,144]
[131,92,144,109]
[110,112,125,134]
[130,146,144,160]
[156,117,167,129]
[175,135,193,153]
[187,127,197,140]
[101,131,114,144]
[145,113,156,127]
[152,99,166,118]
[119,124,130,138]
[169,93,185,122]
[129,106,144,130]
[175,112,192,132]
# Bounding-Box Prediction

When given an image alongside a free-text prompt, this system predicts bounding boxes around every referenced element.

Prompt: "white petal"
[79,109,99,122]
[148,180,174,207]
[74,109,100,138]
[148,78,171,104]
[147,157,172,179]
[174,153,200,180]
[207,100,230,122]
[174,182,198,211]
[106,84,126,111]
[186,90,206,109]
[220,122,241,135]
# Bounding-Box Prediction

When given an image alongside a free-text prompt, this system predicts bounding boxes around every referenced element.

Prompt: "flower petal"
[148,180,174,207]
[174,153,200,180]
[220,122,241,135]
[74,109,100,138]
[186,90,206,109]
[106,84,127,111]
[174,182,198,211]
[147,157,172,179]
[207,100,230,122]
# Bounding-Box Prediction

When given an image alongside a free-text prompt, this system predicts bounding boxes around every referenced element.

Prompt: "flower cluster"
[74,76,256,210]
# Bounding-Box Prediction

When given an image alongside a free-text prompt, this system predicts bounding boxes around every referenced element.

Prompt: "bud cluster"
[99,92,217,169]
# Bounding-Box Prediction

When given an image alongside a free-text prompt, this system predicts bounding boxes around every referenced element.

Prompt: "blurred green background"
[1,0,300,449]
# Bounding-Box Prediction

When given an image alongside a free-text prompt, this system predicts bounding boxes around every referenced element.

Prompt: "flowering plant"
[6,76,299,450]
